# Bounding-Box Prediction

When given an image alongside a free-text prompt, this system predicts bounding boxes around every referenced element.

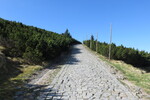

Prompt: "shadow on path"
[14,83,71,100]
[63,45,81,65]
[13,45,82,100]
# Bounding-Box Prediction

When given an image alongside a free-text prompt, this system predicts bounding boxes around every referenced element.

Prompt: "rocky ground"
[15,44,147,100]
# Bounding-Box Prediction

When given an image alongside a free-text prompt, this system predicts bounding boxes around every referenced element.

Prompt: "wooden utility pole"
[96,33,98,52]
[90,34,92,49]
[86,33,88,40]
[87,34,89,46]
[109,24,112,60]
[85,33,87,45]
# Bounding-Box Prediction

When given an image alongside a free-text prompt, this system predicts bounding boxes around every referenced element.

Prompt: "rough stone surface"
[38,44,139,100]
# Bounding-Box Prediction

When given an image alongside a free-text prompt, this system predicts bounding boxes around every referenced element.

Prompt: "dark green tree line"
[83,36,150,71]
[0,18,80,63]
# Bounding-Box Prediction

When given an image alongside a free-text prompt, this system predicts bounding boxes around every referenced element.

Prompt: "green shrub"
[83,39,150,70]
[0,18,80,63]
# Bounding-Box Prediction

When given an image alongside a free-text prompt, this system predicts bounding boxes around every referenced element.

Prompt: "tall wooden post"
[90,34,92,49]
[109,24,112,60]
[85,33,87,45]
[96,33,98,52]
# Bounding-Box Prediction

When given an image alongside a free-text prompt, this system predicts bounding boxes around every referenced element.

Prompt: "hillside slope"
[0,18,80,100]
[0,18,80,63]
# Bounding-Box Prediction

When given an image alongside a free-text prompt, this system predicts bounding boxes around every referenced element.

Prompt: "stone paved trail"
[38,44,139,100]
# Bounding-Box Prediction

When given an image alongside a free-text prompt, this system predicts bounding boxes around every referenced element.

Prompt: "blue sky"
[0,0,150,52]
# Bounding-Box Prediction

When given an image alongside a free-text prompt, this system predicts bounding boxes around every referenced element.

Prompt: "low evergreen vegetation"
[83,36,150,72]
[0,18,80,99]
[0,18,80,64]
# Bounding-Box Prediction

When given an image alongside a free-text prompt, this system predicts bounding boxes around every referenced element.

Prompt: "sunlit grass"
[0,46,5,51]
[100,54,150,94]
[11,65,43,81]
[0,65,43,100]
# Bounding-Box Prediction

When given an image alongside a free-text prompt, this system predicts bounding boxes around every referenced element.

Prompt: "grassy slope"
[0,46,44,100]
[0,64,43,100]
[99,55,150,94]
[84,45,150,94]
[0,45,72,99]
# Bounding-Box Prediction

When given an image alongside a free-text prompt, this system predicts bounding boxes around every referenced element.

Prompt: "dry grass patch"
[11,65,43,81]
[0,64,43,100]
[0,46,5,51]
[99,54,150,94]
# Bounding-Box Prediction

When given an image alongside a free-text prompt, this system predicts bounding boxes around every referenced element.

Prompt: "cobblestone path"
[38,44,139,100]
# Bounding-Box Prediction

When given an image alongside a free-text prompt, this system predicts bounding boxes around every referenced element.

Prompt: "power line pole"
[86,33,87,40]
[90,34,92,49]
[109,24,112,60]
[86,33,88,46]
[96,33,98,52]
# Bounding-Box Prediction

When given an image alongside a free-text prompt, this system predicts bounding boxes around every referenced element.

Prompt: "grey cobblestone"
[40,44,139,100]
